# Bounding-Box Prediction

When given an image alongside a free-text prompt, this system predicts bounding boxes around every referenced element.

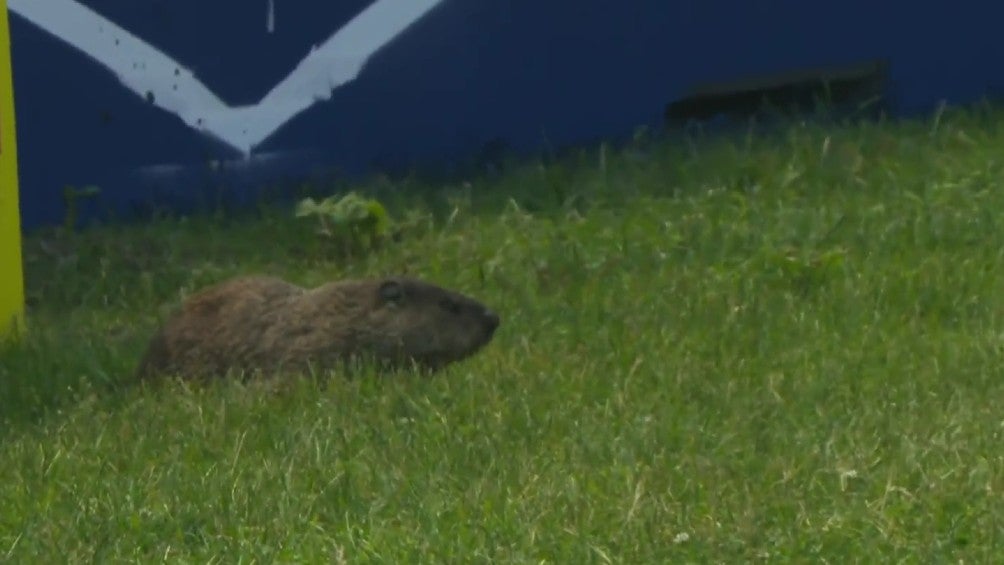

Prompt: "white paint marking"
[266,0,275,34]
[8,0,444,155]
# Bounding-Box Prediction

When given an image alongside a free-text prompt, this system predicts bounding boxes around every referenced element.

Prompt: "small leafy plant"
[294,191,392,256]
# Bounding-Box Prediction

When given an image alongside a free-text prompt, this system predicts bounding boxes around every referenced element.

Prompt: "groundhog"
[134,275,501,381]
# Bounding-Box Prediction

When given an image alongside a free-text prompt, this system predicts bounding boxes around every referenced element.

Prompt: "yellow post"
[0,0,24,341]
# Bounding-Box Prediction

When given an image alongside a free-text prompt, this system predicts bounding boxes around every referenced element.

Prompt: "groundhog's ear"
[378,280,404,305]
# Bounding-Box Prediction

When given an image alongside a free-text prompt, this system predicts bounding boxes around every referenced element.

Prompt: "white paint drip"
[8,0,445,156]
[266,0,275,34]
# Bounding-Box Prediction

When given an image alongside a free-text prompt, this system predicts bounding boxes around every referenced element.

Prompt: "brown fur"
[135,275,501,380]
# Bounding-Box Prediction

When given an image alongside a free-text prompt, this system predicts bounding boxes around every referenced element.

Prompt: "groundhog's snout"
[482,307,501,334]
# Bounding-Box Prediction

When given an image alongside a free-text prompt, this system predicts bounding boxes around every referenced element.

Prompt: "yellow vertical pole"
[0,0,24,341]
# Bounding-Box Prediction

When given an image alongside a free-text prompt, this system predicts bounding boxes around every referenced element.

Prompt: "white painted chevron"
[8,0,444,155]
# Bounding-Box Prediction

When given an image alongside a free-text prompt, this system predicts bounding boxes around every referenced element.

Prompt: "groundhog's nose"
[483,307,500,332]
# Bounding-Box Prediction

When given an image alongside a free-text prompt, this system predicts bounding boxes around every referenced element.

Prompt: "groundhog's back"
[134,276,304,379]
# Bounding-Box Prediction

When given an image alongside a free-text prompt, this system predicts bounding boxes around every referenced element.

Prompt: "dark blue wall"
[10,0,1004,231]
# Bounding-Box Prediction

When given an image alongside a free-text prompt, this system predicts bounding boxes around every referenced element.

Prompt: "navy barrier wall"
[8,0,1004,231]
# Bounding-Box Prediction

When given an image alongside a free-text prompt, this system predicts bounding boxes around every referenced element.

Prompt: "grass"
[2,105,1004,561]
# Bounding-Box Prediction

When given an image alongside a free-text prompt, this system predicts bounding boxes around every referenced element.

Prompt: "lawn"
[1,106,1003,562]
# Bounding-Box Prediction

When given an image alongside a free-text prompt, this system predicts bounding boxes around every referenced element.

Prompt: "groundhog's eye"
[440,298,462,314]
[379,281,404,304]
